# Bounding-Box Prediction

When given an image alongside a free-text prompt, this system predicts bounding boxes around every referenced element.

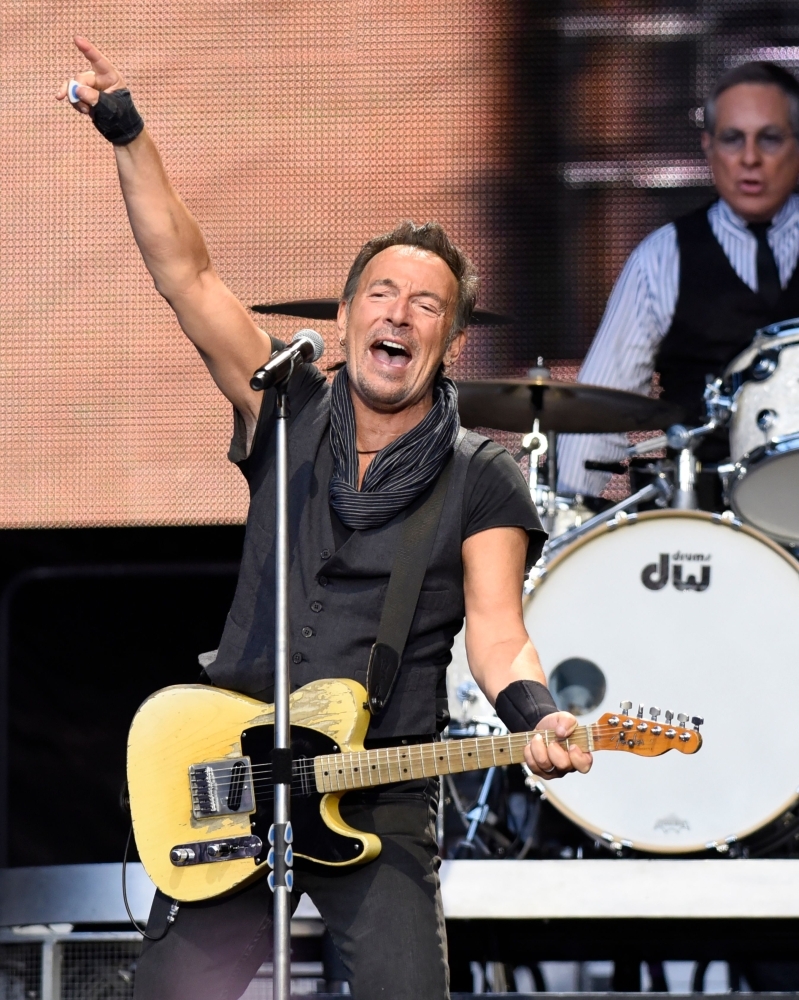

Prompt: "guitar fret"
[399,746,411,780]
[408,744,418,780]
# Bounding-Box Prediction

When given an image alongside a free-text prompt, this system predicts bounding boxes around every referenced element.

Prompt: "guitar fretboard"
[313,726,595,792]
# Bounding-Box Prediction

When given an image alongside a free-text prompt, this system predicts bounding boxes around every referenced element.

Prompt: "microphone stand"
[271,378,294,999]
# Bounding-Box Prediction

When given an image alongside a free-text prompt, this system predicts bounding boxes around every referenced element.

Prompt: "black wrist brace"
[92,89,144,145]
[495,679,558,733]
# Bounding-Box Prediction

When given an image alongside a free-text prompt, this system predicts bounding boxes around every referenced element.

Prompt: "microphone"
[250,329,325,391]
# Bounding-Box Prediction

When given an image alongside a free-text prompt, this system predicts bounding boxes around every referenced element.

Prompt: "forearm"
[466,628,547,705]
[114,129,210,300]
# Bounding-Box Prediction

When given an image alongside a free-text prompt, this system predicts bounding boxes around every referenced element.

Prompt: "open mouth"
[370,339,413,368]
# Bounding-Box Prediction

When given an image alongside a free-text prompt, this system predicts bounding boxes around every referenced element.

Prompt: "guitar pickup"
[189,758,255,819]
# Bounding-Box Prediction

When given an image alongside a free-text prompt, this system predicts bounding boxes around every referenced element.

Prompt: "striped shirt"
[557,195,799,496]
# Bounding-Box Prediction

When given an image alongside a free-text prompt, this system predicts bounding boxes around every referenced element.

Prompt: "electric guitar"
[127,678,702,902]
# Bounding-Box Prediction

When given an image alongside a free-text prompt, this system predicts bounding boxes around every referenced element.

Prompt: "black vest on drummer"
[206,367,487,739]
[657,202,799,424]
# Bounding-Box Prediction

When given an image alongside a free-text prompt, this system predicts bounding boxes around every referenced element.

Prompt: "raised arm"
[57,36,270,433]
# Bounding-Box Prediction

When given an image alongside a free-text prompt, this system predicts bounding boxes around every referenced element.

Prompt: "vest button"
[311,601,323,613]
[302,626,314,638]
[320,549,331,560]
[292,652,303,664]
[318,575,329,587]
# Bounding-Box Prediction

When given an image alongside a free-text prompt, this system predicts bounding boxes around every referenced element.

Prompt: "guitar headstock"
[592,702,703,756]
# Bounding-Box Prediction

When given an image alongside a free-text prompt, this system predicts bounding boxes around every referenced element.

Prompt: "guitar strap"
[366,428,465,715]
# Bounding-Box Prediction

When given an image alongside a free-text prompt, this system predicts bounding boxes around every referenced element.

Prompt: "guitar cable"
[122,823,179,940]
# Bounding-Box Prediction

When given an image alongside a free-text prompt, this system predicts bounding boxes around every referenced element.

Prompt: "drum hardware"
[626,417,723,511]
[519,415,560,533]
[538,474,672,566]
[442,718,521,860]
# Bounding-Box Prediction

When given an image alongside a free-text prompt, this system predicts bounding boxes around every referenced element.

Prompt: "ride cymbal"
[456,378,687,434]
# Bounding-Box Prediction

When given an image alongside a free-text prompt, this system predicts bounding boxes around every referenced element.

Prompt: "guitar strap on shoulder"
[366,429,464,715]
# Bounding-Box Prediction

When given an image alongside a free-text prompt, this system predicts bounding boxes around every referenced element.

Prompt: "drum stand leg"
[451,767,498,857]
[673,445,699,510]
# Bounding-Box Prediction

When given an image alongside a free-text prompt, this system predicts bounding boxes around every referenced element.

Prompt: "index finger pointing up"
[73,35,115,75]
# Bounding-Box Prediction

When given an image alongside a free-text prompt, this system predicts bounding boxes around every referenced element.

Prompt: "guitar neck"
[314,726,593,793]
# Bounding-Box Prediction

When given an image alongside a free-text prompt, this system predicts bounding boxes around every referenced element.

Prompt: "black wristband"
[495,680,558,733]
[92,89,144,145]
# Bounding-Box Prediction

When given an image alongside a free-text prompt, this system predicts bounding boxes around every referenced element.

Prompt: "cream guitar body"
[127,678,379,903]
[127,679,702,902]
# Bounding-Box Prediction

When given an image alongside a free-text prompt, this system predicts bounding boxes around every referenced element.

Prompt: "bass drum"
[524,509,799,853]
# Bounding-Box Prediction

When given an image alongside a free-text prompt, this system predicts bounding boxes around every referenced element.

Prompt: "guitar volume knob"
[170,847,196,866]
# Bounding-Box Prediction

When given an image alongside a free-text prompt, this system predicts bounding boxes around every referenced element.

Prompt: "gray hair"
[704,61,799,135]
[341,220,479,343]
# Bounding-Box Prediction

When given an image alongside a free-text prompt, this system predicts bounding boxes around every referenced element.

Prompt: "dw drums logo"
[641,552,711,592]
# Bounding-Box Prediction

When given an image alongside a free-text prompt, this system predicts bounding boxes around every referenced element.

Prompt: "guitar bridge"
[189,758,255,819]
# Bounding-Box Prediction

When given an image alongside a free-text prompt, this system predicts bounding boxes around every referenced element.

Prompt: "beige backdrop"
[0,0,517,526]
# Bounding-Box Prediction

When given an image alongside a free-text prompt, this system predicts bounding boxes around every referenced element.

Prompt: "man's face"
[337,245,465,412]
[702,83,799,223]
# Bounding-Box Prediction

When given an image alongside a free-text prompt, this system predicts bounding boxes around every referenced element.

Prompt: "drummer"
[558,61,799,509]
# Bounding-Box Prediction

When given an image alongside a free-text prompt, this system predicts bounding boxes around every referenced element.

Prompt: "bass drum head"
[524,510,799,853]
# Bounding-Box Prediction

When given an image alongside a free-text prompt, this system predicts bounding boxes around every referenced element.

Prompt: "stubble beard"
[347,363,416,412]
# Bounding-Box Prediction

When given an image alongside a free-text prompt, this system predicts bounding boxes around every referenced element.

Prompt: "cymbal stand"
[520,420,557,533]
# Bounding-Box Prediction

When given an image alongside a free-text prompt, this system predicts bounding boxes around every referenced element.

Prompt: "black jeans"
[133,779,448,1000]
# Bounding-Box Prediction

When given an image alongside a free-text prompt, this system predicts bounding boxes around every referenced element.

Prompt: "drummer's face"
[702,83,799,223]
[337,245,465,413]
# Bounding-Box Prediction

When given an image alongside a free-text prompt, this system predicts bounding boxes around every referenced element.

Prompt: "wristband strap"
[494,679,558,733]
[92,89,144,146]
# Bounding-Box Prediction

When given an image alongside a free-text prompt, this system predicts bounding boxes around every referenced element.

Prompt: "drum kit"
[447,317,799,860]
[258,298,799,860]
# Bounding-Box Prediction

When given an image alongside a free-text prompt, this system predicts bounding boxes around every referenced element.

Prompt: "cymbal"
[251,298,513,326]
[456,378,687,434]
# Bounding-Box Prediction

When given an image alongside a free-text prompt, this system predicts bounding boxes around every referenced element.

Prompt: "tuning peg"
[649,707,661,721]
[691,716,704,732]
[676,713,689,728]
[637,703,644,718]
[664,710,673,724]
[620,700,632,714]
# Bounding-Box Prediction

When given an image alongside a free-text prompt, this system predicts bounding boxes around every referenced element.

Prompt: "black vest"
[207,367,489,739]
[657,202,799,424]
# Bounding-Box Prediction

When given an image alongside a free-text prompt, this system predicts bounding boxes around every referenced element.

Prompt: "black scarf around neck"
[328,366,460,530]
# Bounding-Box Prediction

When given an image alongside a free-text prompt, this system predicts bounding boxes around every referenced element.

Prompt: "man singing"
[58,36,591,1000]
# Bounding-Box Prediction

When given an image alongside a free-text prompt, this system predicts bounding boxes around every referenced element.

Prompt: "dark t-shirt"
[212,360,545,736]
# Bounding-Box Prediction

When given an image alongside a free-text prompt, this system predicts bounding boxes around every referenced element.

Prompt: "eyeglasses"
[710,128,798,155]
